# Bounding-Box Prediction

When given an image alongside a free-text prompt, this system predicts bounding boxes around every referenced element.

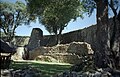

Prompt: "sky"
[0,0,97,36]
[15,13,96,36]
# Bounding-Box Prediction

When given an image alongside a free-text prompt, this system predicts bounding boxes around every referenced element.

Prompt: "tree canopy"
[26,0,86,35]
[0,1,29,41]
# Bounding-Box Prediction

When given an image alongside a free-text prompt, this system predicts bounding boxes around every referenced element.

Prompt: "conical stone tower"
[27,28,43,51]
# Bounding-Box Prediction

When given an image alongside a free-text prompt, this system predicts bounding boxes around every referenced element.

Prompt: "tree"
[94,0,109,68]
[95,0,120,69]
[0,1,29,42]
[82,0,120,69]
[108,0,120,69]
[26,0,86,44]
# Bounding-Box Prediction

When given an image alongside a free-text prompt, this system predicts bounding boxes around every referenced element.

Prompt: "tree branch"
[109,0,117,17]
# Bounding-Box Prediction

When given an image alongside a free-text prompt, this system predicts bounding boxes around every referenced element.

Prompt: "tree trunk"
[57,26,63,44]
[109,1,120,69]
[55,33,58,45]
[94,0,110,68]
[111,14,120,69]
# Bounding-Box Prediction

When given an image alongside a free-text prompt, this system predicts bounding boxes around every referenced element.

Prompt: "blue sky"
[1,0,97,36]
[15,13,96,36]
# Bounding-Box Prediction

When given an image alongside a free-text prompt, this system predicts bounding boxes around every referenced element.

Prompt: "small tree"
[0,1,29,42]
[26,0,86,44]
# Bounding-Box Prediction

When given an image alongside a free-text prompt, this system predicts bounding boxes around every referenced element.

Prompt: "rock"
[56,71,78,77]
[9,67,41,77]
[94,71,101,77]
[1,69,11,77]
[68,42,94,55]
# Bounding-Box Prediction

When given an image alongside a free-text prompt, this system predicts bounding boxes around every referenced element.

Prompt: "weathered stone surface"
[1,67,41,77]
[11,46,24,60]
[1,69,11,77]
[54,71,112,77]
[36,55,58,62]
[29,42,94,64]
[27,28,43,51]
[42,25,97,50]
[1,36,29,47]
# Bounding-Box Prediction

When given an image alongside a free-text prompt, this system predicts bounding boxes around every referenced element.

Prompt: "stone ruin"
[27,28,43,51]
[12,28,43,60]
[29,42,94,64]
[10,17,120,69]
[11,20,120,68]
[2,18,120,77]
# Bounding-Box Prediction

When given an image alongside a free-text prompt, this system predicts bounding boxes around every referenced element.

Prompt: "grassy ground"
[10,60,71,77]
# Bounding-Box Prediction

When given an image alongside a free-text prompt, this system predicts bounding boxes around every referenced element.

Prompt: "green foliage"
[81,0,120,16]
[0,1,29,41]
[81,0,96,16]
[26,0,86,34]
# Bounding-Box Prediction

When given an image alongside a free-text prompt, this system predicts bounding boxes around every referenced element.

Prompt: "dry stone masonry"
[29,42,94,64]
[27,28,43,51]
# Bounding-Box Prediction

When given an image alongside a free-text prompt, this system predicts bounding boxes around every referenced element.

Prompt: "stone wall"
[14,36,30,46]
[29,42,94,64]
[62,25,97,49]
[29,18,119,66]
[2,18,119,65]
[41,25,97,50]
[1,36,30,60]
[1,24,97,51]
[41,35,56,46]
[11,46,25,60]
[1,36,29,46]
